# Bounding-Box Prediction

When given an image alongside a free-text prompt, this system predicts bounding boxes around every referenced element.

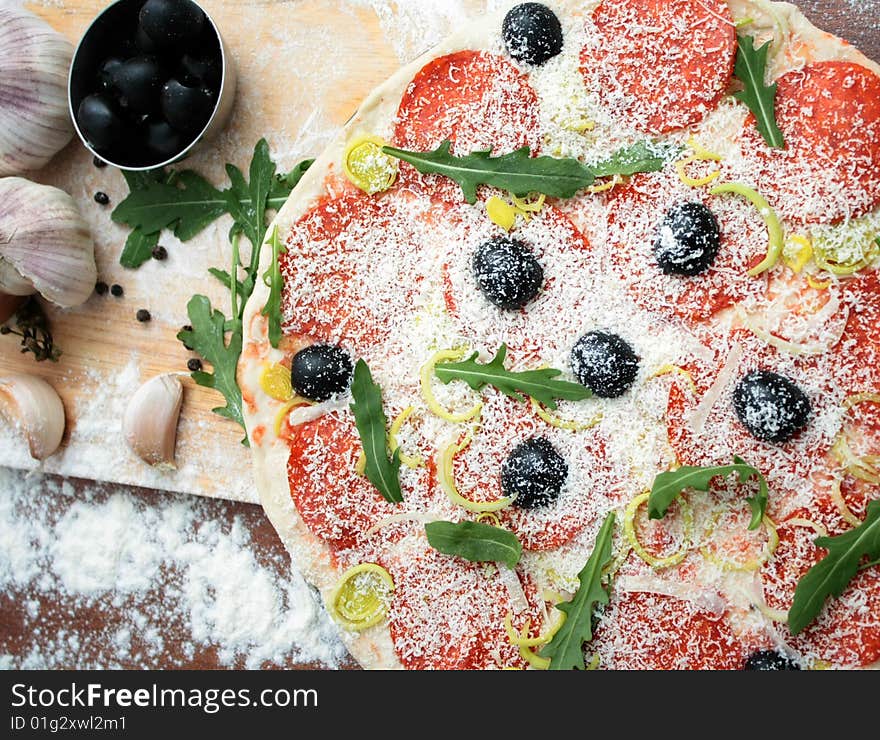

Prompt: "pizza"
[239,0,880,670]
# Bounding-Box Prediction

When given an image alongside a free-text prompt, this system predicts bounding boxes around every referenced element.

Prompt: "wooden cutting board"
[1,0,877,503]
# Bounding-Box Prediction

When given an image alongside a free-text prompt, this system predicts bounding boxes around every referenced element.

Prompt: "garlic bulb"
[123,374,184,470]
[0,7,74,176]
[0,374,65,460]
[0,177,96,307]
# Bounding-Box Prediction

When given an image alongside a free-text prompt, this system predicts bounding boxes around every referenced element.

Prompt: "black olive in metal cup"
[68,0,236,170]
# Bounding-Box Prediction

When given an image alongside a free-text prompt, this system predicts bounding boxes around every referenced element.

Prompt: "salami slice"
[441,390,620,551]
[280,188,435,355]
[605,170,768,326]
[385,543,541,669]
[761,505,880,667]
[580,0,736,134]
[440,203,599,362]
[664,329,844,515]
[740,61,880,224]
[393,50,541,156]
[592,591,746,669]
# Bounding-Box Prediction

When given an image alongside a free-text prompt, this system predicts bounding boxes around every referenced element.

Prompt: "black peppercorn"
[93,156,108,168]
[0,326,11,335]
[187,358,203,372]
[110,284,124,297]
[94,191,110,205]
[151,245,168,261]
[136,309,151,322]
[95,281,109,295]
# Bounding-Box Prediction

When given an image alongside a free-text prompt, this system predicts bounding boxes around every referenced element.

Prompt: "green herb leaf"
[383,140,679,204]
[177,295,245,441]
[275,159,314,192]
[119,228,160,269]
[425,521,522,569]
[789,501,880,635]
[541,512,615,670]
[260,226,286,348]
[349,359,403,504]
[1,297,61,362]
[649,456,768,530]
[434,344,591,410]
[383,141,596,204]
[589,140,679,178]
[733,34,785,149]
[112,169,227,238]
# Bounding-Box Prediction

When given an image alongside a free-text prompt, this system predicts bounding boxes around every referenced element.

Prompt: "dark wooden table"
[1,0,877,671]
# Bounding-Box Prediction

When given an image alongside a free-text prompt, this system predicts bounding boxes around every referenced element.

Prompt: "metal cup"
[68,0,236,170]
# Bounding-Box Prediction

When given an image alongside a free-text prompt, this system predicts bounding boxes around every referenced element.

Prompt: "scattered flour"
[0,467,346,669]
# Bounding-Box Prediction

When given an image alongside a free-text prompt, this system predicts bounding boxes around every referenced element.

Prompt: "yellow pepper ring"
[624,491,694,569]
[709,182,784,276]
[529,395,602,432]
[783,234,813,274]
[674,155,721,188]
[329,563,395,631]
[686,137,723,162]
[273,396,314,437]
[700,514,779,572]
[388,405,424,469]
[829,479,863,528]
[260,362,294,402]
[647,364,698,394]
[420,349,483,423]
[439,428,514,513]
[343,135,398,195]
[503,609,566,649]
[486,196,517,231]
[517,620,550,669]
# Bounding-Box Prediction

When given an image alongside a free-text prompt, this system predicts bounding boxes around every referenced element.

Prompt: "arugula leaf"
[383,141,596,203]
[112,169,226,237]
[789,501,880,635]
[119,228,160,269]
[434,344,591,410]
[425,521,522,569]
[589,140,679,178]
[117,169,166,268]
[541,512,615,670]
[275,159,314,192]
[382,140,680,204]
[260,226,286,348]
[349,359,403,504]
[177,295,245,438]
[733,34,785,149]
[649,456,769,531]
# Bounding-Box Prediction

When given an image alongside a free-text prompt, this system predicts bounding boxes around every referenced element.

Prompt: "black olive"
[502,3,564,66]
[290,345,354,402]
[472,236,544,311]
[178,53,221,89]
[732,371,811,444]
[139,0,206,48]
[501,438,568,509]
[97,56,124,93]
[77,94,125,151]
[571,331,639,398]
[135,25,160,54]
[160,79,216,134]
[653,202,721,276]
[111,56,163,114]
[144,120,185,161]
[743,650,801,671]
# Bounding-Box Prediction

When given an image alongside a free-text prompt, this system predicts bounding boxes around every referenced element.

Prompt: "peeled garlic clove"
[0,293,25,323]
[0,178,97,308]
[123,374,184,470]
[0,7,74,176]
[0,374,65,460]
